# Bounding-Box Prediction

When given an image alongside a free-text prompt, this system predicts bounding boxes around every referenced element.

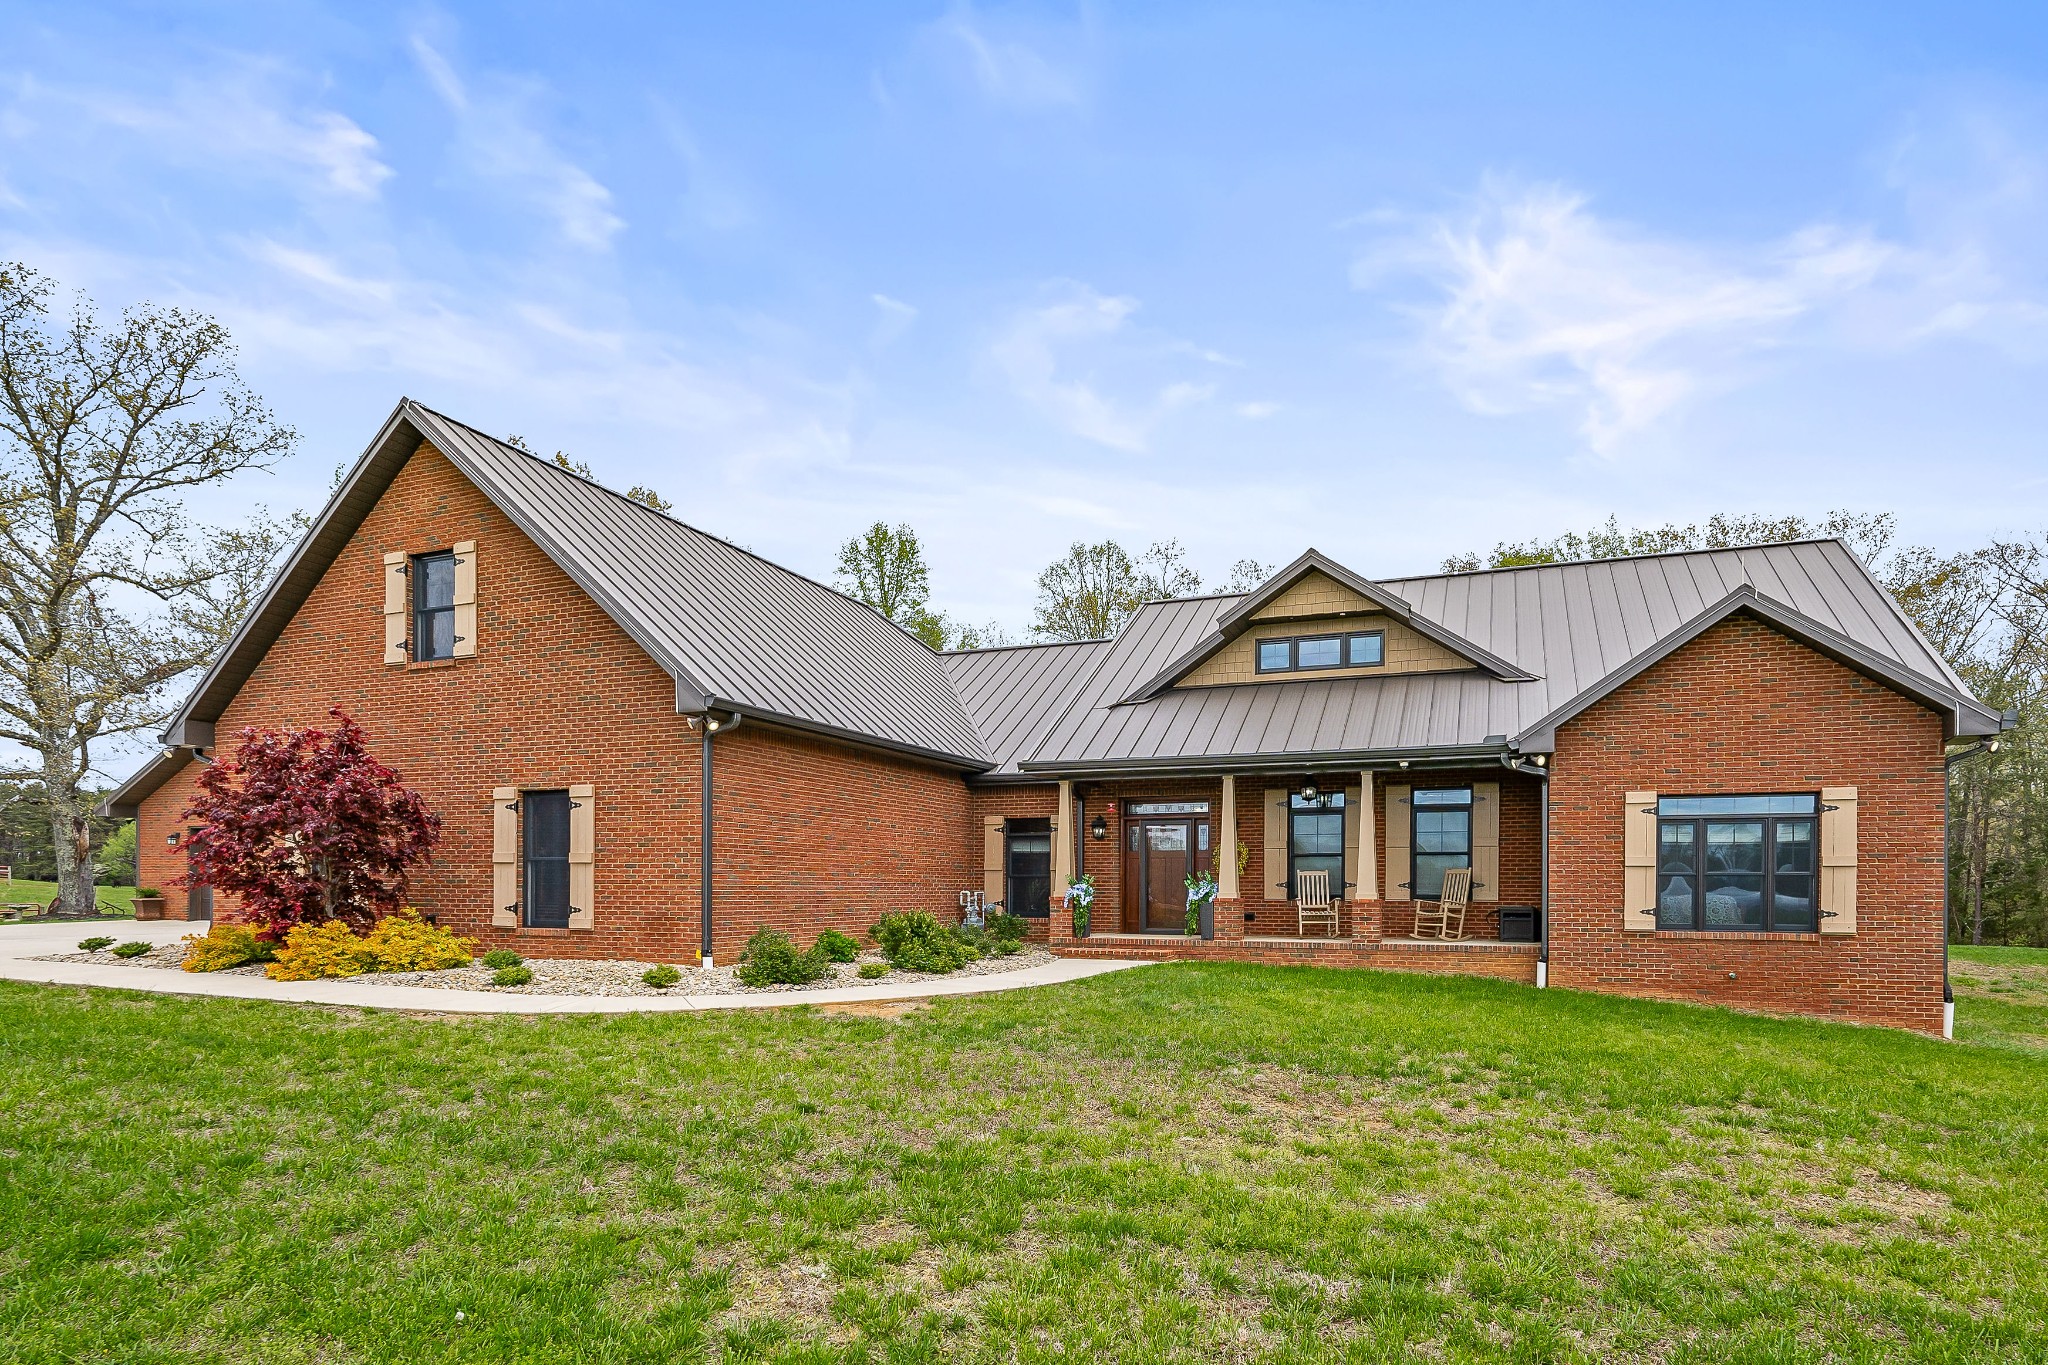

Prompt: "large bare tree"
[0,264,298,915]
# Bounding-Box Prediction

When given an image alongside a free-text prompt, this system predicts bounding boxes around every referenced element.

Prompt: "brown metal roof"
[1014,539,2000,772]
[106,397,1998,818]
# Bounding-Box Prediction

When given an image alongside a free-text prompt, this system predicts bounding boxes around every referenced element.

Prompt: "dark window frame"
[1254,629,1387,675]
[411,549,458,661]
[1411,787,1474,899]
[1287,790,1346,899]
[1654,791,1820,933]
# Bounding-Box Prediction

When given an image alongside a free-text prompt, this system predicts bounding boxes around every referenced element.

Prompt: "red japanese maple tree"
[178,709,442,939]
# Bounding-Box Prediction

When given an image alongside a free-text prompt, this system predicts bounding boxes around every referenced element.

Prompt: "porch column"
[1050,779,1076,945]
[1054,779,1075,888]
[1216,774,1244,940]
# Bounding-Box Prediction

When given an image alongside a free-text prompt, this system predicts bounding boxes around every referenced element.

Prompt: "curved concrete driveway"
[0,920,1152,1014]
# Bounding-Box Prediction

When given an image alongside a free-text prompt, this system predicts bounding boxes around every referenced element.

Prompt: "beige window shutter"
[1820,786,1858,935]
[1263,788,1289,901]
[568,783,595,930]
[1342,783,1363,899]
[1355,771,1377,899]
[1623,790,1658,931]
[491,786,518,928]
[383,551,408,665]
[983,816,1006,910]
[451,539,477,658]
[1471,781,1500,902]
[1384,785,1412,901]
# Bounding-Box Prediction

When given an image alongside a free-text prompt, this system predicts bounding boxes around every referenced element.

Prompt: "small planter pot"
[1073,912,1091,939]
[1199,902,1215,940]
[133,896,166,922]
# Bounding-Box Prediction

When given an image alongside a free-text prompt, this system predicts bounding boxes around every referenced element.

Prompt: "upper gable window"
[413,551,457,660]
[1255,629,1386,676]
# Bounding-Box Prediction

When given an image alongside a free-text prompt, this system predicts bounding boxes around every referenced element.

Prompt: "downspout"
[1538,770,1550,989]
[698,710,742,970]
[1942,734,1999,1040]
[1500,753,1550,988]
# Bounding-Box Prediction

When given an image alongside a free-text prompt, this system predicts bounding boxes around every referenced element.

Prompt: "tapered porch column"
[1050,779,1076,945]
[1216,774,1244,939]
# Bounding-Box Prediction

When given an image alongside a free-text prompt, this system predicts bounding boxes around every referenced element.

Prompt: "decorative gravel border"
[35,942,1059,998]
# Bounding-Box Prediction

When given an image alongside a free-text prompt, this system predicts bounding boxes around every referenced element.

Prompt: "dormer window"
[1255,629,1386,675]
[413,551,457,660]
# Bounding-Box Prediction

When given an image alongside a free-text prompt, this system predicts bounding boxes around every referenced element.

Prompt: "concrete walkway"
[0,920,1154,1015]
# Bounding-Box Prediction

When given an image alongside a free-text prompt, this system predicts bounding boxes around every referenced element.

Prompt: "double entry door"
[1122,814,1212,934]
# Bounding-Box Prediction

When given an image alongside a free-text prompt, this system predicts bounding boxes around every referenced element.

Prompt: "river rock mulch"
[34,941,1058,997]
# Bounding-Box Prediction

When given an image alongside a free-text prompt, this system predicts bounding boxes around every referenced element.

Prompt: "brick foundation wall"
[1547,615,1948,1034]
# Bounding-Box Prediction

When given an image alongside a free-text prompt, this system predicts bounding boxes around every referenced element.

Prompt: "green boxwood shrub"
[492,964,534,987]
[642,963,682,988]
[77,936,116,952]
[814,928,861,963]
[988,912,1028,950]
[481,949,523,969]
[735,929,830,988]
[857,962,888,980]
[872,911,975,974]
[112,941,153,959]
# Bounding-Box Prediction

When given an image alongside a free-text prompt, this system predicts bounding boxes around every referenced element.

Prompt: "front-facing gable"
[156,399,990,769]
[1123,550,1535,703]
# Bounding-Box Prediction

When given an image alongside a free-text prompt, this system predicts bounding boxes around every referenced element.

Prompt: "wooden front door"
[1124,818,1205,933]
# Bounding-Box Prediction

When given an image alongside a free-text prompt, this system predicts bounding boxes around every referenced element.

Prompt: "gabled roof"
[1013,539,2001,774]
[159,399,990,768]
[1121,548,1535,702]
[102,396,2000,816]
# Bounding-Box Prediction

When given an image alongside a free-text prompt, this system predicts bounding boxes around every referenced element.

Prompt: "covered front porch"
[1025,763,1548,981]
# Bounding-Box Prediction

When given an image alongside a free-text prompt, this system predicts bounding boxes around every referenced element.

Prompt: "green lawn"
[0,877,138,917]
[3,960,2046,1363]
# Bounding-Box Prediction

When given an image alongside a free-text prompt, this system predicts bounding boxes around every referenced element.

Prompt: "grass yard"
[3,957,2047,1363]
[0,877,138,917]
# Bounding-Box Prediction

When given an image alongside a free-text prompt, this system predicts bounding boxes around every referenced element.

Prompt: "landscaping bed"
[34,940,1058,996]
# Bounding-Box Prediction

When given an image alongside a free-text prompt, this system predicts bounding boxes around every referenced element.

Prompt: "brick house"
[106,400,2007,1035]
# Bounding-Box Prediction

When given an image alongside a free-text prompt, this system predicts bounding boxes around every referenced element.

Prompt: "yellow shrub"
[180,922,272,973]
[358,908,476,972]
[264,909,476,980]
[265,920,371,981]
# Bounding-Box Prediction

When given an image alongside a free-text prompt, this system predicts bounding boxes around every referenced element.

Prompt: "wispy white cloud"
[918,3,1094,110]
[408,36,624,250]
[1235,401,1279,419]
[1360,183,1895,452]
[870,293,918,346]
[1,67,391,201]
[1362,159,2048,453]
[990,283,1214,452]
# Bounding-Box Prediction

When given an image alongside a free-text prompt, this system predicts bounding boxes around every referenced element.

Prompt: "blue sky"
[6,3,2048,687]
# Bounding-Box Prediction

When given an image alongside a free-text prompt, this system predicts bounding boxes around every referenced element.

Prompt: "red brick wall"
[137,442,980,961]
[711,722,973,957]
[1547,615,1947,1033]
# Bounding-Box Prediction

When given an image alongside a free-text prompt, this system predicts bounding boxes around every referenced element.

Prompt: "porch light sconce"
[1090,814,1108,841]
[165,832,179,848]
[1298,781,1321,802]
[1397,759,1410,769]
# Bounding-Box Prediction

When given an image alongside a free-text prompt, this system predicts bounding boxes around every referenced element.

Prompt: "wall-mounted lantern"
[1089,814,1108,840]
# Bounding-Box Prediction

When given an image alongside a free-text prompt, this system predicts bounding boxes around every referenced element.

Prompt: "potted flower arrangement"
[1064,874,1096,938]
[1184,871,1218,940]
[132,887,166,921]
